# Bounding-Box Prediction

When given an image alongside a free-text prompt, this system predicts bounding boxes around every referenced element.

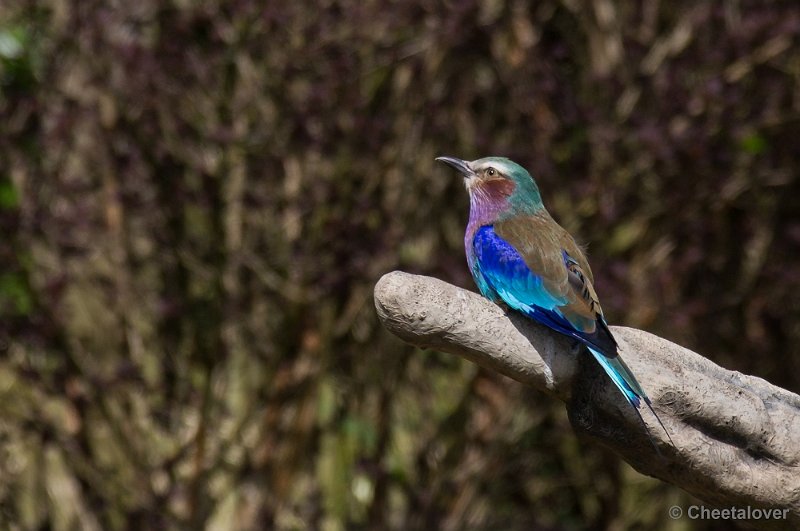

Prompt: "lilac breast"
[464,187,511,270]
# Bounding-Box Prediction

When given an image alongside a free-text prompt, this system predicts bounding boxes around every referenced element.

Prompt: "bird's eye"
[487,167,496,176]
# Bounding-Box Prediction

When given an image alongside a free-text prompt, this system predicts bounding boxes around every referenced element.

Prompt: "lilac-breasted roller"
[436,155,670,449]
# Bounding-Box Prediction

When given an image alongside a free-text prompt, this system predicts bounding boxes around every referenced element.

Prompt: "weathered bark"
[374,271,800,530]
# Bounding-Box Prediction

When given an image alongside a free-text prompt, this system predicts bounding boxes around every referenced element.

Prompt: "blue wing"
[471,225,644,407]
[471,226,601,350]
[470,225,674,449]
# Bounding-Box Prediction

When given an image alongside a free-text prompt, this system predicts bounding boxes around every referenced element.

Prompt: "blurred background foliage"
[0,0,798,529]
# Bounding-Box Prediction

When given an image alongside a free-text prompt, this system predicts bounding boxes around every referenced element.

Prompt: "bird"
[436,155,671,451]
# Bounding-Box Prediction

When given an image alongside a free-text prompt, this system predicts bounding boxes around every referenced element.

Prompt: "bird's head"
[435,156,543,216]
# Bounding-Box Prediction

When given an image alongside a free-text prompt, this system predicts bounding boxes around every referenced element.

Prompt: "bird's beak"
[435,156,475,178]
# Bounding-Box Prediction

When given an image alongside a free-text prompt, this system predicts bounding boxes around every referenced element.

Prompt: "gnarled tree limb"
[374,271,800,529]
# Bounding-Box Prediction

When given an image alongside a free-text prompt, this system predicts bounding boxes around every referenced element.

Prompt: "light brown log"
[374,271,800,530]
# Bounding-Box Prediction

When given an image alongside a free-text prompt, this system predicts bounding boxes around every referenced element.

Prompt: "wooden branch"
[374,271,800,529]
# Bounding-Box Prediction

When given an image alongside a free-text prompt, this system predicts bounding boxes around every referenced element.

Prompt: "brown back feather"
[494,212,606,335]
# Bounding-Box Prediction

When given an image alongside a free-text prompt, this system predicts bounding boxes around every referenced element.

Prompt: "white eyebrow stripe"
[474,160,513,175]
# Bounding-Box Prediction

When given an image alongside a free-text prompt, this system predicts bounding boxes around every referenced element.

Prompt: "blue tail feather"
[587,347,674,452]
[587,347,642,408]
